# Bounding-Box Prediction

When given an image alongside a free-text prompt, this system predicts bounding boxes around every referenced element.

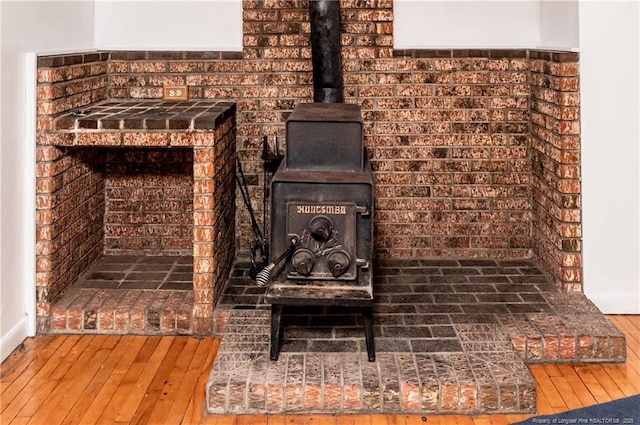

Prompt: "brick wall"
[98,0,583,290]
[36,53,110,135]
[35,53,110,332]
[372,49,532,259]
[192,119,237,333]
[529,51,582,290]
[104,148,194,255]
[35,146,106,332]
[106,1,536,261]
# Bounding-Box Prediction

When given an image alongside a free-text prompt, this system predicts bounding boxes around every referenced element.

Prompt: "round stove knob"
[327,250,351,278]
[291,249,315,276]
[309,215,333,242]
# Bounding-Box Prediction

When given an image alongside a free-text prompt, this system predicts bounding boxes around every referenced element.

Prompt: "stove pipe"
[309,0,343,103]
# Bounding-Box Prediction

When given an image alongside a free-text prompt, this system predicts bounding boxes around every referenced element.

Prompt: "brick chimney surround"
[36,0,582,335]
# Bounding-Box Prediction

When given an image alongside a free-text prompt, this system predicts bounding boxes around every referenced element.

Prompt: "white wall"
[95,1,242,51]
[394,0,580,51]
[0,1,95,361]
[580,1,640,314]
[539,1,579,51]
[394,0,541,49]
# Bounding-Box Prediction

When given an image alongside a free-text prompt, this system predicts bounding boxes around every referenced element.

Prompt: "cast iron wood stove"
[263,102,375,362]
[253,0,375,362]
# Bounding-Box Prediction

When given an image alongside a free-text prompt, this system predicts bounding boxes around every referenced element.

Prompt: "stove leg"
[270,304,284,361]
[362,306,375,362]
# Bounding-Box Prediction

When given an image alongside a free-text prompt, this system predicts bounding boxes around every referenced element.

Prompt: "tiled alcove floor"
[207,258,626,415]
[48,255,194,334]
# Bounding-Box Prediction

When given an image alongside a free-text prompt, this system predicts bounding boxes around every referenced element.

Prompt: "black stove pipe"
[309,0,343,103]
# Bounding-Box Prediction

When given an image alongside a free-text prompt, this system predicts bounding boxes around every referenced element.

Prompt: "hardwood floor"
[1,315,638,425]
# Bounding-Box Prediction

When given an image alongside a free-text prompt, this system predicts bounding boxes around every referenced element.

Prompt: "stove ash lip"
[309,0,343,104]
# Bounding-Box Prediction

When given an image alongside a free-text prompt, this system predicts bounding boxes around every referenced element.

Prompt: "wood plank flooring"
[1,315,638,425]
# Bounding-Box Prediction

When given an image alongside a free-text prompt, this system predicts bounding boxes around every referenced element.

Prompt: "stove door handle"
[255,238,299,287]
[356,258,370,270]
[355,205,369,217]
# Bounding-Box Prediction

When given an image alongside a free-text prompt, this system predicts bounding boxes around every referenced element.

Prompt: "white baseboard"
[1,316,29,362]
[586,292,640,315]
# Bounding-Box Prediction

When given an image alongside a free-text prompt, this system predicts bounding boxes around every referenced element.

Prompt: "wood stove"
[263,102,375,362]
[251,0,375,362]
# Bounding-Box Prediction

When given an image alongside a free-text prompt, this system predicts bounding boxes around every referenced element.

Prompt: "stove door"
[285,202,357,281]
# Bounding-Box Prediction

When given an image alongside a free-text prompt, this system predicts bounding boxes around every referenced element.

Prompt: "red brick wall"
[106,1,536,260]
[35,146,106,332]
[192,119,237,334]
[35,53,110,332]
[36,53,109,134]
[371,49,532,258]
[104,149,194,255]
[529,51,582,290]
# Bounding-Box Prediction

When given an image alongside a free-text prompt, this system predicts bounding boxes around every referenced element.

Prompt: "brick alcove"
[35,74,237,334]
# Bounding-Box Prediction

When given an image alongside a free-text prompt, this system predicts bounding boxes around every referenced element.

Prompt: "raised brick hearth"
[207,259,625,414]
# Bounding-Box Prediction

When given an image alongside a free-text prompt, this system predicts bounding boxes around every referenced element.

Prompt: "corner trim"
[1,316,29,362]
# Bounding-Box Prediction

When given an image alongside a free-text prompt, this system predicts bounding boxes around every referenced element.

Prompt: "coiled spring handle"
[255,238,298,287]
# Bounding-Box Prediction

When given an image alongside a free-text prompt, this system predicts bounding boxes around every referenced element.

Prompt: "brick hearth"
[207,259,625,414]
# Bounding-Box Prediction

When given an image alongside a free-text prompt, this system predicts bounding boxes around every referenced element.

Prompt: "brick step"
[207,309,535,414]
[48,288,193,334]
